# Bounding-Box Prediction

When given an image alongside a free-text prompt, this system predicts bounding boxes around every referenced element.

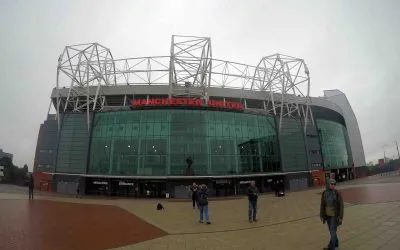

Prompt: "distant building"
[0,166,4,182]
[0,149,13,162]
[323,90,366,167]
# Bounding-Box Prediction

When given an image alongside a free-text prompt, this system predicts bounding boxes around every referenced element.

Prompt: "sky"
[0,0,399,170]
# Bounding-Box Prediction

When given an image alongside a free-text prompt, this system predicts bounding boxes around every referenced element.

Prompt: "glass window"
[56,114,89,174]
[88,109,280,176]
[112,124,125,137]
[278,118,307,172]
[316,119,351,169]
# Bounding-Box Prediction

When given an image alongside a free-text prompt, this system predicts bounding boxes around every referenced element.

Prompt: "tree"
[0,156,13,168]
[0,157,29,185]
[23,164,28,173]
[0,156,14,181]
[13,167,27,185]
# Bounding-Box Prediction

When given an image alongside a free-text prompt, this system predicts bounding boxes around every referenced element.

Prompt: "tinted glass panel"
[88,110,280,176]
[279,118,308,172]
[56,114,90,174]
[316,119,352,169]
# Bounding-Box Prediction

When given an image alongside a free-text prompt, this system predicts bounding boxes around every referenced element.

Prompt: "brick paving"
[0,199,167,250]
[115,202,400,250]
[114,175,400,250]
[341,182,400,204]
[1,174,400,250]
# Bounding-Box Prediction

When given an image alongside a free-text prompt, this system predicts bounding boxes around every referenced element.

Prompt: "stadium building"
[33,35,366,198]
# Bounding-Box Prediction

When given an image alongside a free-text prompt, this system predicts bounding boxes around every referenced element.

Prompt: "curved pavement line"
[2,188,400,236]
[168,214,321,236]
[344,199,400,206]
[168,204,356,236]
[168,199,400,236]
[338,181,400,189]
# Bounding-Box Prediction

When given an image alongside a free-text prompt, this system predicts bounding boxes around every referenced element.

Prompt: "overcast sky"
[0,0,399,170]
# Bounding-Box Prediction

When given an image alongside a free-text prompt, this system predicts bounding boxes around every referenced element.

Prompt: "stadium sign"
[131,97,244,110]
[93,181,108,185]
[118,181,134,186]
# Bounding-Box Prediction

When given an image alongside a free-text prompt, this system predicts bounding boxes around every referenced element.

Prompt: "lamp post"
[383,144,388,163]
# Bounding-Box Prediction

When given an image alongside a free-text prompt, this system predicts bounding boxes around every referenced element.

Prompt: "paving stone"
[1,174,400,250]
[0,199,166,250]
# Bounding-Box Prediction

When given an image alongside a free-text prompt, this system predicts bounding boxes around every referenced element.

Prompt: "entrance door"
[85,179,109,196]
[110,180,119,196]
[215,180,235,196]
[109,180,136,196]
[140,181,166,198]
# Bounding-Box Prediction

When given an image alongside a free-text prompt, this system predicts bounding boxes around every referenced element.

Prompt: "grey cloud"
[0,0,399,169]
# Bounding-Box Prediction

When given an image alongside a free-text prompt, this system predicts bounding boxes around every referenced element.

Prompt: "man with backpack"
[247,181,259,223]
[197,184,211,224]
[320,179,344,250]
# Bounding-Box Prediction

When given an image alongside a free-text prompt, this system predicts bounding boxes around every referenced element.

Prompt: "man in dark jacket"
[76,182,80,199]
[247,181,259,223]
[320,179,344,250]
[190,182,198,209]
[273,180,279,196]
[28,174,34,200]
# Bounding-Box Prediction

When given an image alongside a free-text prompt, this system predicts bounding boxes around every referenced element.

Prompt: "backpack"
[198,192,208,206]
[157,202,164,210]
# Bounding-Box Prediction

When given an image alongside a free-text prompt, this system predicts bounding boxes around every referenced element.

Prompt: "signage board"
[131,97,244,110]
[239,180,252,185]
[215,179,228,184]
[118,181,134,186]
[93,181,108,185]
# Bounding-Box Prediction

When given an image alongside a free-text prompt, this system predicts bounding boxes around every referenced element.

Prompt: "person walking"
[320,179,344,250]
[273,180,279,197]
[247,181,259,223]
[190,182,198,209]
[28,174,34,200]
[76,183,80,199]
[278,179,285,197]
[197,184,211,224]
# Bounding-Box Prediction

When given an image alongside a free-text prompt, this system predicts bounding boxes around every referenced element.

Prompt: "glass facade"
[279,118,308,172]
[316,119,351,169]
[88,109,280,176]
[56,114,90,174]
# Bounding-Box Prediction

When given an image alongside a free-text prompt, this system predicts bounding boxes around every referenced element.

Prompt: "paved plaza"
[1,175,400,250]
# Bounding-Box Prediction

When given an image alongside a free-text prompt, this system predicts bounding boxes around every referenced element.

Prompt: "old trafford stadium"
[33,35,366,198]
